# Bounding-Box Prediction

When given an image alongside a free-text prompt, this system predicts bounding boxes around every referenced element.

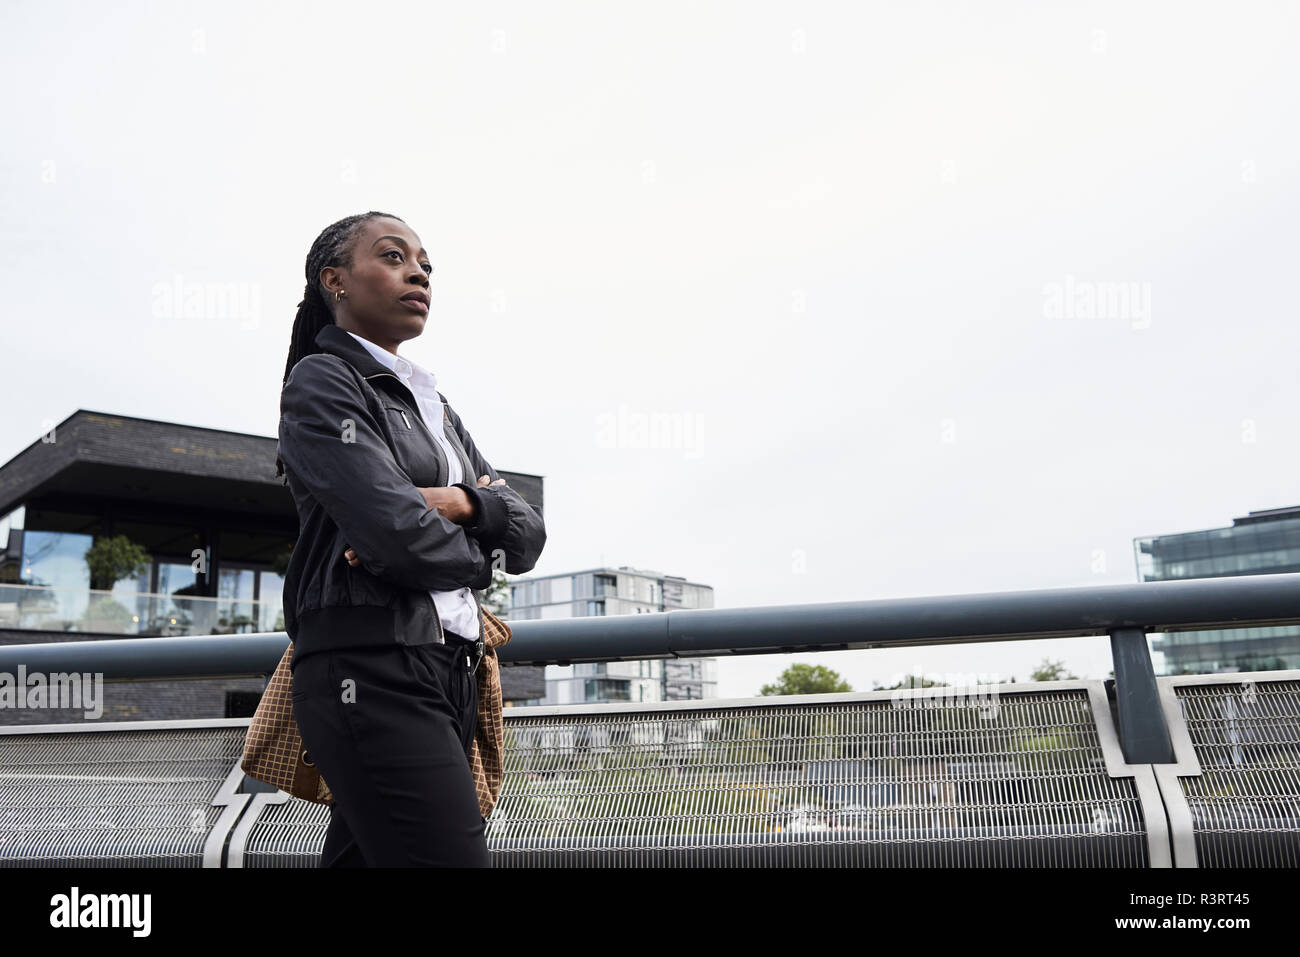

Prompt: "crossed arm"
[280,354,545,591]
[344,473,506,568]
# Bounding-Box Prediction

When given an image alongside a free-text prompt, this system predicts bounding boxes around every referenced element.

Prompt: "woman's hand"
[419,486,474,523]
[342,475,509,567]
[419,475,506,522]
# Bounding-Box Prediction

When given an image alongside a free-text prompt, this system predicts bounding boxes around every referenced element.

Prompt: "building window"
[218,567,258,633]
[585,679,631,702]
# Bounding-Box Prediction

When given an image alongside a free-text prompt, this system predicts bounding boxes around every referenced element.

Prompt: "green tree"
[759,663,852,696]
[84,535,150,591]
[871,673,950,691]
[480,567,511,616]
[80,535,150,634]
[758,665,852,767]
[1030,658,1077,682]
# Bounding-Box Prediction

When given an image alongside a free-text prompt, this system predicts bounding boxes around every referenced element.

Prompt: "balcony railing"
[0,582,283,637]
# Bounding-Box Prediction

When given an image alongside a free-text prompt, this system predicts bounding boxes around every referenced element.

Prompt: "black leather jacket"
[276,322,546,664]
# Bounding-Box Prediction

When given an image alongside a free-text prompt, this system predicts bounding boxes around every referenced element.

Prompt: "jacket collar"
[312,323,442,411]
[313,322,394,381]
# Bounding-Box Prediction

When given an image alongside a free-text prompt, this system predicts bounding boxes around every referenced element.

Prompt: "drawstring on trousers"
[445,634,486,680]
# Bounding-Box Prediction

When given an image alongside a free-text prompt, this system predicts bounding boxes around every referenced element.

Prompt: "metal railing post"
[1109,627,1175,763]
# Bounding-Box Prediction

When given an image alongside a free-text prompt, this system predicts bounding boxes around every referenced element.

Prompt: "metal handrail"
[2,571,1297,676]
[1,572,1297,764]
[507,572,1300,664]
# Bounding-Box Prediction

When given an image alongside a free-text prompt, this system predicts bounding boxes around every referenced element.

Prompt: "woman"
[274,211,546,867]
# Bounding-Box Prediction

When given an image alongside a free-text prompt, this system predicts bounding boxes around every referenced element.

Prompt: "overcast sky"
[3,2,1298,697]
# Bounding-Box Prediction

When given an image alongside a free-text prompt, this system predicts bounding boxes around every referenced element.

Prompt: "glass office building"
[508,566,718,706]
[1133,504,1300,675]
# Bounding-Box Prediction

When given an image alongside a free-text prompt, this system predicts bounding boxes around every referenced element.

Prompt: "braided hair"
[274,210,406,483]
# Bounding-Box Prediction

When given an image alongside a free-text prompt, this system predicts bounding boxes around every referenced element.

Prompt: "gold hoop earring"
[335,289,346,303]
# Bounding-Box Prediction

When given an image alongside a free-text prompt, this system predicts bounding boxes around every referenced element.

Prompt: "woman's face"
[322,216,433,352]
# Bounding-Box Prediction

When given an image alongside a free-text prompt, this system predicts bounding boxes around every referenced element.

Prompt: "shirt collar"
[343,330,437,391]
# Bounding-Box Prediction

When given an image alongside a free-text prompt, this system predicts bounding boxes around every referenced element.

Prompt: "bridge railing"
[1,573,1297,867]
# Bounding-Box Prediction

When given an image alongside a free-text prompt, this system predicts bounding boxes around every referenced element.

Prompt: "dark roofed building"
[0,409,545,723]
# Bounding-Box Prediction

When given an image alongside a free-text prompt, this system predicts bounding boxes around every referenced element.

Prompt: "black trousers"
[290,631,489,867]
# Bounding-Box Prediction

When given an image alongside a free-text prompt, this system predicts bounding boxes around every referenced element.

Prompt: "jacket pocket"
[383,405,442,486]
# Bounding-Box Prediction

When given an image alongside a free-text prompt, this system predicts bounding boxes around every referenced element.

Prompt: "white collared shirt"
[344,329,480,641]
